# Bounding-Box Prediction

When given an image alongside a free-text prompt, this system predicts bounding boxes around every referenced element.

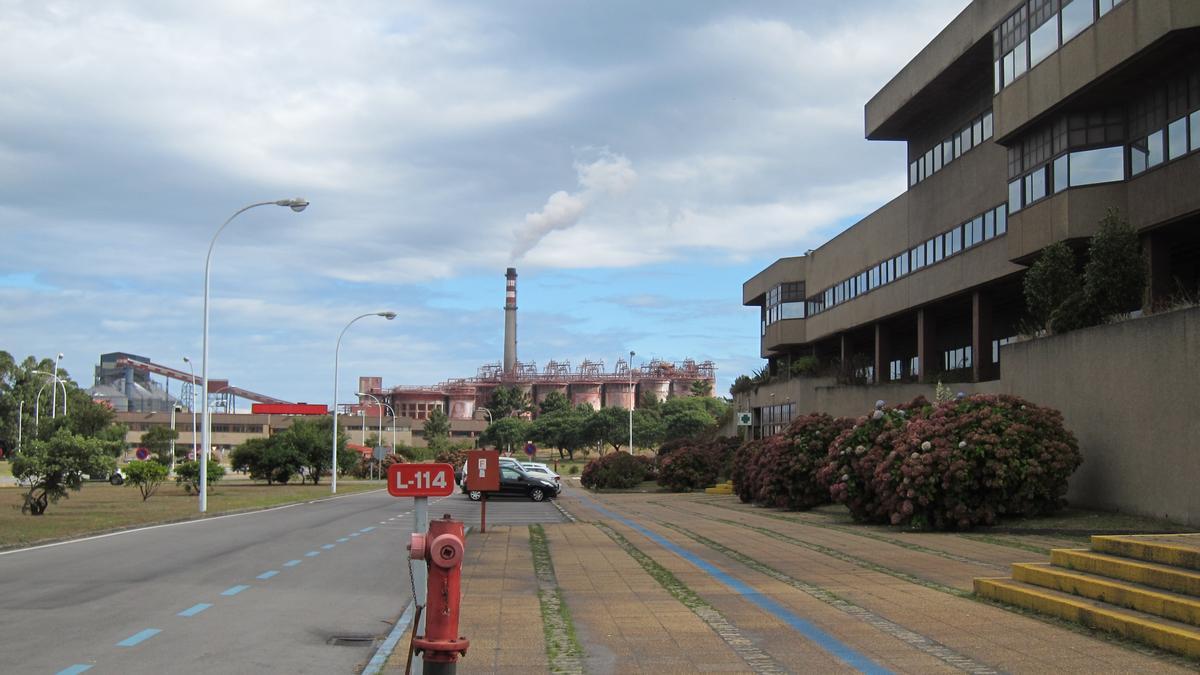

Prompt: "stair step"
[974,577,1200,659]
[1053,548,1200,597]
[1092,534,1200,571]
[1013,563,1200,627]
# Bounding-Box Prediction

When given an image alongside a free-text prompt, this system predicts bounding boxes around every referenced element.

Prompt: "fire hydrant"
[408,514,469,673]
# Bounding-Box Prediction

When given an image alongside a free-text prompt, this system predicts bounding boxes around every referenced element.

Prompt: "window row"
[909,110,994,188]
[763,281,806,331]
[993,0,1124,94]
[806,204,1007,317]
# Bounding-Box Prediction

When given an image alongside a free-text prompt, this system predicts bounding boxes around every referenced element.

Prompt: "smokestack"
[503,267,518,374]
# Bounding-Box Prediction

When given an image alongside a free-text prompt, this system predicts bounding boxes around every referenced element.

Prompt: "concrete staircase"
[704,480,733,495]
[974,533,1200,659]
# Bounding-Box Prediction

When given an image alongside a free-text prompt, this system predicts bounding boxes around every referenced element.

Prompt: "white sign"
[737,411,752,426]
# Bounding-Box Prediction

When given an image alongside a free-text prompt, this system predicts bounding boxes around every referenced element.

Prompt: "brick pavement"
[380,487,1196,674]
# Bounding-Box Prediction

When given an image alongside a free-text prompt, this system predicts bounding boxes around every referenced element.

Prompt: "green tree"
[95,423,129,457]
[124,460,169,501]
[690,380,713,397]
[1023,242,1080,332]
[140,426,179,465]
[276,417,339,485]
[480,416,530,454]
[537,390,571,416]
[632,408,664,450]
[230,437,304,484]
[662,408,716,441]
[588,406,630,453]
[488,386,532,418]
[175,460,225,494]
[423,408,450,445]
[12,429,116,515]
[1084,208,1146,317]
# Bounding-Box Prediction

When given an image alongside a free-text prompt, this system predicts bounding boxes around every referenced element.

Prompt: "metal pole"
[201,199,307,513]
[16,400,22,454]
[412,496,429,675]
[628,350,635,452]
[51,353,62,419]
[184,358,197,461]
[170,405,177,473]
[332,311,396,494]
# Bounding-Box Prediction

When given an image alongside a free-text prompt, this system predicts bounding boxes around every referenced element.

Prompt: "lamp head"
[57,353,64,359]
[356,391,366,397]
[182,356,190,363]
[276,198,309,212]
[378,311,397,320]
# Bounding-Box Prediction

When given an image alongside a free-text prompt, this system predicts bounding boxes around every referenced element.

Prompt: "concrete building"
[739,0,1200,524]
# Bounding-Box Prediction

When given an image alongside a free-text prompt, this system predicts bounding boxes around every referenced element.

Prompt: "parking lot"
[420,484,572,530]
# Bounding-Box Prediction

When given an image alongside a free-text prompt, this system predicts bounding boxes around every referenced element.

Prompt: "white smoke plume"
[511,151,636,260]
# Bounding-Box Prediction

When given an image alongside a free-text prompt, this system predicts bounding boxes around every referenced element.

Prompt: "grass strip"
[528,524,584,674]
[592,521,788,674]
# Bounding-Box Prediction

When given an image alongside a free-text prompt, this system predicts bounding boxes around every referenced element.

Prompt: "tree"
[1084,208,1146,317]
[276,417,338,485]
[1023,242,1080,332]
[12,429,116,515]
[488,386,532,419]
[423,408,450,446]
[588,406,630,453]
[537,390,571,416]
[230,437,304,485]
[140,426,179,465]
[632,408,664,450]
[690,380,713,397]
[124,460,169,501]
[480,417,530,454]
[175,460,225,494]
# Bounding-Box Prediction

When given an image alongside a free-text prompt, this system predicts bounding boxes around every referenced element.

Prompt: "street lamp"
[628,350,635,453]
[382,402,397,452]
[200,198,308,513]
[358,391,385,480]
[52,353,63,419]
[183,357,197,462]
[31,371,66,432]
[332,311,396,494]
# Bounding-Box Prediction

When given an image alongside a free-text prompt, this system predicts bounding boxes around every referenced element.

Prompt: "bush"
[1024,242,1079,332]
[175,460,226,494]
[434,448,469,469]
[819,397,930,523]
[656,437,739,492]
[580,452,647,490]
[731,437,766,503]
[124,460,168,501]
[873,394,1081,530]
[790,355,819,377]
[758,413,855,510]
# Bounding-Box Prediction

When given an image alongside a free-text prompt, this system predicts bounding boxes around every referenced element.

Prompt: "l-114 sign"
[387,463,456,498]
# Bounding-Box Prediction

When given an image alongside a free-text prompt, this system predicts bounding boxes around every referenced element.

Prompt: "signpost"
[135,447,150,461]
[465,450,499,533]
[387,462,455,675]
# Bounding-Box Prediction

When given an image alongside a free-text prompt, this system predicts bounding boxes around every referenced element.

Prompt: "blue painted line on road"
[178,603,212,617]
[337,537,349,542]
[257,570,279,580]
[350,532,361,537]
[221,585,250,596]
[56,665,93,675]
[284,559,301,567]
[322,544,336,550]
[305,551,320,557]
[116,628,161,647]
[580,496,891,675]
[360,526,376,533]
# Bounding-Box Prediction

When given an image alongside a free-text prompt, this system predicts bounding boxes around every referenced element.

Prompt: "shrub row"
[655,437,739,492]
[580,452,655,490]
[738,394,1082,530]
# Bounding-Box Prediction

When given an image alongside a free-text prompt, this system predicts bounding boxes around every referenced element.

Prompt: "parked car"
[457,456,521,493]
[519,462,561,490]
[87,468,125,485]
[466,464,559,502]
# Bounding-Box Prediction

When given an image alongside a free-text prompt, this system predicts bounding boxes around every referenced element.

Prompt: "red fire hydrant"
[408,514,469,673]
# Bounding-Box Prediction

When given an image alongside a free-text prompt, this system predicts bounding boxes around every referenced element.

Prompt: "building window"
[1060,0,1094,44]
[909,109,993,189]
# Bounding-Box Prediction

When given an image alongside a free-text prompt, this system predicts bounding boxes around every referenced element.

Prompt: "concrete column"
[839,333,848,367]
[972,291,994,382]
[874,323,890,384]
[917,309,934,384]
[1144,232,1170,311]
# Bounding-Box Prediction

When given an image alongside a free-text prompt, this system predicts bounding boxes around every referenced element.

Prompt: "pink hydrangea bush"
[756,413,855,510]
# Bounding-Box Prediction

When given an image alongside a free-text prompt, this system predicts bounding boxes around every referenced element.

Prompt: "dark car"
[466,464,559,502]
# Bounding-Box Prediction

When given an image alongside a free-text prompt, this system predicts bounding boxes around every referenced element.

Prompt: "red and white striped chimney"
[503,267,518,374]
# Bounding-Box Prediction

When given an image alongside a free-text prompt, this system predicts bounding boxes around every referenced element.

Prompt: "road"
[0,488,564,674]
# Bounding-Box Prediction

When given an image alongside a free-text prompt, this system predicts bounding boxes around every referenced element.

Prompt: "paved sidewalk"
[379,487,1197,674]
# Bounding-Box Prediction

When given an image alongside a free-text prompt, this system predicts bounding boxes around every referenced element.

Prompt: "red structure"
[250,403,328,415]
[409,515,469,671]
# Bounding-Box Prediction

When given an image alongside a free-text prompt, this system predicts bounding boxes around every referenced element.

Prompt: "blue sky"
[0,0,967,403]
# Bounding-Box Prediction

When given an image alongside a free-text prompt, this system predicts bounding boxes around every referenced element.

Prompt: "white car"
[519,462,561,489]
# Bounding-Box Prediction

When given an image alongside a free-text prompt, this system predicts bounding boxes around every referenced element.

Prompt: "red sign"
[387,463,455,498]
[135,447,150,460]
[466,450,500,492]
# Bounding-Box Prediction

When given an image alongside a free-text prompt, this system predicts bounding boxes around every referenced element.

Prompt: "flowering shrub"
[875,394,1081,529]
[768,413,856,510]
[581,451,647,490]
[732,437,767,503]
[656,437,739,492]
[818,396,931,522]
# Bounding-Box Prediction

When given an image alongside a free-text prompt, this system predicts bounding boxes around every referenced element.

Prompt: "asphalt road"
[0,488,562,674]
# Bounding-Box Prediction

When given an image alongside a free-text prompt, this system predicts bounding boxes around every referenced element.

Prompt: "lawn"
[0,478,381,549]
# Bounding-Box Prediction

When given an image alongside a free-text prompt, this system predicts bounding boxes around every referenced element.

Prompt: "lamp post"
[183,357,197,461]
[628,350,635,453]
[358,392,385,480]
[170,405,180,474]
[51,353,63,418]
[383,403,396,451]
[31,371,66,432]
[200,198,309,513]
[16,400,22,454]
[332,311,396,494]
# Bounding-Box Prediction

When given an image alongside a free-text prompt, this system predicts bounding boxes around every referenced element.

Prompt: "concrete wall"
[747,307,1200,526]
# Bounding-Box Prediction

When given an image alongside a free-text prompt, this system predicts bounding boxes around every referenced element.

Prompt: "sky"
[0,0,968,405]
